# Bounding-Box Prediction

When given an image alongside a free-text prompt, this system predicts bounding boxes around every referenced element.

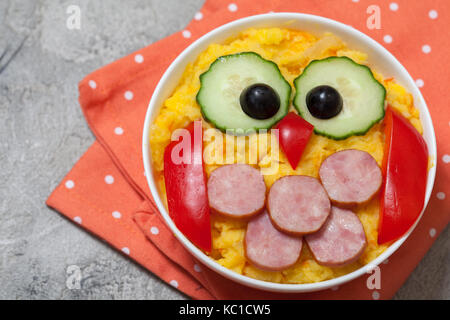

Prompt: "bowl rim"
[142,12,437,293]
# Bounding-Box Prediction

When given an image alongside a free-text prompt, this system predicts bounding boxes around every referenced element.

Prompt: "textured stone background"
[0,0,448,300]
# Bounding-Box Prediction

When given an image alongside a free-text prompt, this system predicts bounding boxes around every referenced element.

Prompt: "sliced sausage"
[319,149,382,207]
[267,175,331,235]
[245,210,303,271]
[305,206,367,267]
[207,164,266,218]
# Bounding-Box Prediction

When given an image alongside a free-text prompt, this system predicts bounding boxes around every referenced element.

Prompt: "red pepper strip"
[378,107,428,244]
[274,112,314,170]
[163,121,211,252]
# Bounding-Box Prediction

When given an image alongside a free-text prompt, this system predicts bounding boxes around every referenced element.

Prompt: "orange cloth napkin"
[47,0,450,300]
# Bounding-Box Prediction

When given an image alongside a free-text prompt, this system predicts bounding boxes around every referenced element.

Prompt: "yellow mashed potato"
[149,28,422,284]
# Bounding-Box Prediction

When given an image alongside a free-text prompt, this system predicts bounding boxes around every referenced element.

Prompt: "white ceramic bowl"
[143,13,437,293]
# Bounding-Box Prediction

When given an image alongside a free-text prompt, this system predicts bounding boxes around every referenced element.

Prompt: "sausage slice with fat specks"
[267,175,331,235]
[305,206,367,267]
[319,149,382,207]
[245,210,303,271]
[207,164,266,218]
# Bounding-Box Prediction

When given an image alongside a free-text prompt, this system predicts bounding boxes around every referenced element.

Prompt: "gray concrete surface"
[0,0,448,300]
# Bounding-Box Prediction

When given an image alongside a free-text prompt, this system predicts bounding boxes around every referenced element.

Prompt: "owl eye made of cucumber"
[197,53,385,140]
[196,52,291,135]
[293,56,386,140]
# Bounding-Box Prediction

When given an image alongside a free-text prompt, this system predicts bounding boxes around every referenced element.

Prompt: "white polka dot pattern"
[112,211,121,219]
[422,45,431,54]
[436,192,445,200]
[105,175,114,184]
[443,154,450,164]
[429,10,438,20]
[194,264,202,272]
[384,35,393,44]
[228,3,237,12]
[182,30,191,39]
[389,2,399,11]
[65,180,75,189]
[124,91,134,100]
[372,291,380,300]
[415,79,424,88]
[134,54,144,63]
[429,228,437,237]
[194,12,203,21]
[114,127,124,135]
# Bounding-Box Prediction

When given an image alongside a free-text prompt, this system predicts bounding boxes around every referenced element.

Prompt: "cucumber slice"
[293,56,386,140]
[197,52,291,134]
